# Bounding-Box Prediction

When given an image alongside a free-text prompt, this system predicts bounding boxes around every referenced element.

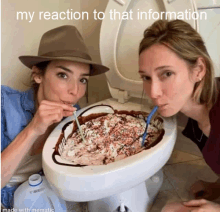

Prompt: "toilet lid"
[195,0,220,77]
[100,0,198,99]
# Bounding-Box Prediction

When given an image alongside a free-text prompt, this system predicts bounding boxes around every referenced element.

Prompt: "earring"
[34,76,42,83]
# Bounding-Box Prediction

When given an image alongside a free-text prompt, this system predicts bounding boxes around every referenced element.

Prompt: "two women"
[138,19,220,211]
[2,19,219,212]
[1,25,109,209]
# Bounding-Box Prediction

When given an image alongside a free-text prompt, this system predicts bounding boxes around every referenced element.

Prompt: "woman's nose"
[150,81,162,100]
[68,82,79,96]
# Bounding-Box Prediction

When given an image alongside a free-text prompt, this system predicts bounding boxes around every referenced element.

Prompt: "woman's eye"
[163,71,173,78]
[80,78,88,84]
[140,75,151,81]
[57,73,68,79]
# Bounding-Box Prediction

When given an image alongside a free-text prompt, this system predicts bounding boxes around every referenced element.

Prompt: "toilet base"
[88,169,163,212]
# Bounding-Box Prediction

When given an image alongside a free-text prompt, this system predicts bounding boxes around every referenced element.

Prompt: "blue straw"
[141,106,158,146]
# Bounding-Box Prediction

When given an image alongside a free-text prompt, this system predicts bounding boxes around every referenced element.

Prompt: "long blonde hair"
[139,19,218,109]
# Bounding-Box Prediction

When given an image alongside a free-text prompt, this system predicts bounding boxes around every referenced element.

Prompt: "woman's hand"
[190,180,220,200]
[183,199,220,212]
[1,100,76,188]
[28,100,76,136]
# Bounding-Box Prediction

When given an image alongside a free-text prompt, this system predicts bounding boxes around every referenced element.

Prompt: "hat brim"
[19,55,109,76]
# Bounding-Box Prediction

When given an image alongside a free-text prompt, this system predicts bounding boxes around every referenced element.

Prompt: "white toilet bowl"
[43,100,176,211]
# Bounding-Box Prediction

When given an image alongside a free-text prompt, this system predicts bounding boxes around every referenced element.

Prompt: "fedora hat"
[19,25,109,76]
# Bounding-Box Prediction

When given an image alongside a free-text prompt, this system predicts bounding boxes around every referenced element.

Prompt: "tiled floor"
[149,126,220,212]
[66,201,88,212]
[66,125,220,212]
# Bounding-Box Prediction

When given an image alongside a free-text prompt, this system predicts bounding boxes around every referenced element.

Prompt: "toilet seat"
[100,0,198,102]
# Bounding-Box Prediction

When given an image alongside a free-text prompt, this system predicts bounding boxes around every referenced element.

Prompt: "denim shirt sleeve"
[1,86,35,209]
[1,100,7,152]
[1,86,35,153]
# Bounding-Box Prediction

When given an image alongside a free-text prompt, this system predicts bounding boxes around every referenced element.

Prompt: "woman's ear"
[193,57,206,82]
[32,66,42,84]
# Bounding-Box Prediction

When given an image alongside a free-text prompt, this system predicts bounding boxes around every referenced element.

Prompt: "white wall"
[2,0,82,90]
[80,0,111,106]
[1,0,111,106]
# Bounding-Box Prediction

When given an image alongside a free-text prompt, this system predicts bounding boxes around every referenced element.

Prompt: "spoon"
[73,111,86,143]
[141,106,158,146]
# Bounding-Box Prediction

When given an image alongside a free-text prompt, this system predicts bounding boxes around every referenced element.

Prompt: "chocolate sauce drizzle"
[52,104,164,167]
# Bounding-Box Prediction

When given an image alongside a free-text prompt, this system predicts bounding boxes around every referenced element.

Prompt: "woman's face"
[139,44,197,117]
[34,60,90,106]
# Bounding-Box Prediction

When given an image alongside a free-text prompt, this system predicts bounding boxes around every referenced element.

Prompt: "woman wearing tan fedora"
[1,25,109,209]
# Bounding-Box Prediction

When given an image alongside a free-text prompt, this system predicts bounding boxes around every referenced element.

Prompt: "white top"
[7,153,42,186]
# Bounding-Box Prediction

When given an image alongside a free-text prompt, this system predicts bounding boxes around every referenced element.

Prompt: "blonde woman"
[138,19,220,211]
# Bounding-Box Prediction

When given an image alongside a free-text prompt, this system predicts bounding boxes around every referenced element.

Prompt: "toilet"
[42,0,219,211]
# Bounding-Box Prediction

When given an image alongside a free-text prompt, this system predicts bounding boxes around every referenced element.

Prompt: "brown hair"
[31,61,51,99]
[139,19,218,109]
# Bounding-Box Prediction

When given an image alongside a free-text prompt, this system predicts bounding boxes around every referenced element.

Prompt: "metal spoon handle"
[74,111,86,143]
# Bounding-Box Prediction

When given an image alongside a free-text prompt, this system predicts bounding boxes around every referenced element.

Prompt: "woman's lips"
[61,101,74,106]
[158,104,168,110]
